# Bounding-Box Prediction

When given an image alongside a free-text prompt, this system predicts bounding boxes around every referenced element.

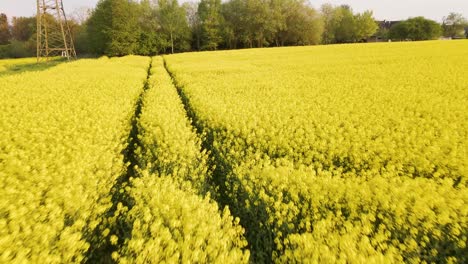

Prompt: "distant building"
[378,20,402,30]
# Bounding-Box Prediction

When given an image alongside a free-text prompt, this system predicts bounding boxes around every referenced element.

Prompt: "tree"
[388,22,407,40]
[221,0,323,48]
[87,0,112,54]
[69,8,92,54]
[333,5,356,43]
[221,0,249,49]
[268,0,287,47]
[198,0,223,50]
[320,4,376,44]
[183,1,202,50]
[107,0,140,56]
[7,16,37,57]
[68,17,90,54]
[300,6,324,45]
[244,0,276,48]
[274,0,323,46]
[321,3,336,44]
[375,26,390,41]
[70,7,92,25]
[157,0,190,53]
[354,11,378,41]
[87,0,140,56]
[443,13,468,38]
[0,15,37,59]
[11,16,36,42]
[135,0,161,55]
[389,17,442,41]
[0,13,10,45]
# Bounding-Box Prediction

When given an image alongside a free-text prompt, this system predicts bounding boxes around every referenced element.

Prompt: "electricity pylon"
[36,0,77,61]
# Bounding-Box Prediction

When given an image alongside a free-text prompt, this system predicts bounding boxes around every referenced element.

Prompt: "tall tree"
[389,17,442,41]
[221,0,248,49]
[268,0,287,47]
[0,13,10,45]
[107,0,140,56]
[157,0,190,53]
[274,0,323,46]
[244,0,276,47]
[11,16,36,42]
[63,17,88,54]
[136,0,161,55]
[443,12,468,38]
[387,22,407,41]
[320,4,377,44]
[293,4,323,45]
[333,5,356,43]
[87,0,112,54]
[320,3,337,44]
[183,1,202,50]
[70,7,92,25]
[2,16,37,58]
[198,0,223,50]
[87,0,140,56]
[354,11,378,41]
[222,0,324,48]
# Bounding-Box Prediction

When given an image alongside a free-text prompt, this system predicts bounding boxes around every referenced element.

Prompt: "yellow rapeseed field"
[164,40,468,263]
[0,56,150,262]
[0,41,467,263]
[0,57,38,72]
[115,57,249,263]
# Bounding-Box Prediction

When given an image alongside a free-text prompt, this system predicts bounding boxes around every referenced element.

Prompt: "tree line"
[0,0,467,58]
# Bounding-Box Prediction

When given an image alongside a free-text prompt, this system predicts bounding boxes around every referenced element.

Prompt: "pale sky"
[1,0,467,22]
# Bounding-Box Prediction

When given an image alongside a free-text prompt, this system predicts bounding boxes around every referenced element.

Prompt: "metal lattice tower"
[37,0,77,61]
